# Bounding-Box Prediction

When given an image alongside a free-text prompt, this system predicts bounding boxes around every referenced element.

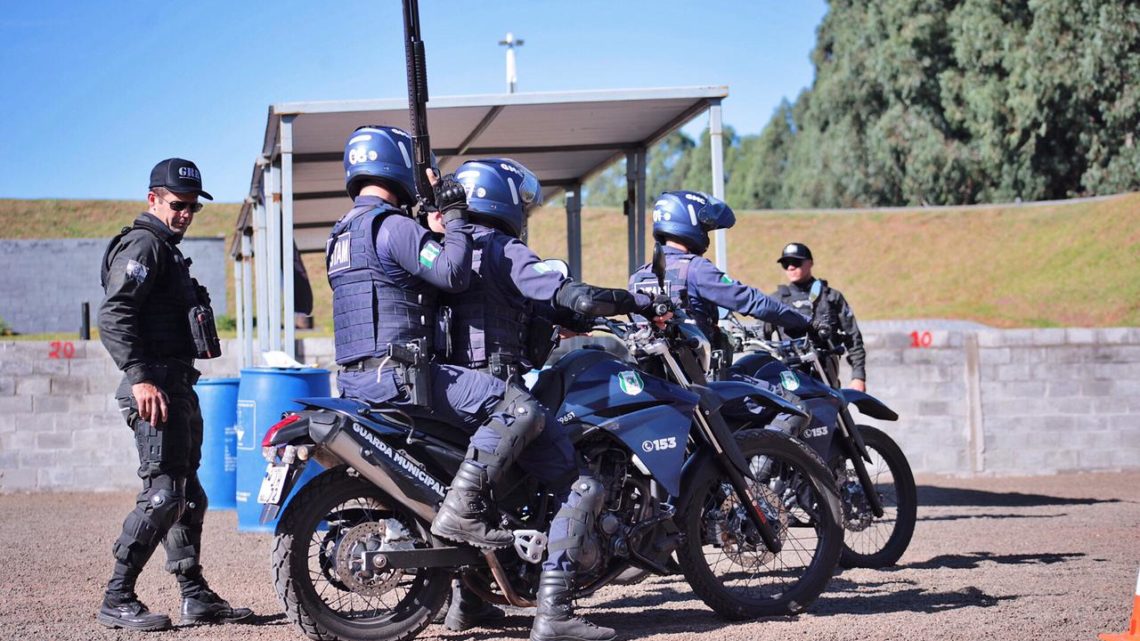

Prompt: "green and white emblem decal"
[617,370,644,396]
[720,274,733,284]
[419,242,441,268]
[532,262,553,274]
[779,370,800,391]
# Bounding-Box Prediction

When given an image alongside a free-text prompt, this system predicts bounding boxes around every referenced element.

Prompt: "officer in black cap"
[772,242,867,391]
[96,158,252,631]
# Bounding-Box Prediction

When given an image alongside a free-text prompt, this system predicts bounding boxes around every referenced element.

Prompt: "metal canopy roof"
[234,85,729,253]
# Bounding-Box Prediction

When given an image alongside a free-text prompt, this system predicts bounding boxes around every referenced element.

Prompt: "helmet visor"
[501,159,543,210]
[696,194,735,231]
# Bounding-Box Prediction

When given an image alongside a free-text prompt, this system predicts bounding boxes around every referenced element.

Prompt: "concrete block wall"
[2,328,1139,492]
[0,238,227,334]
[0,339,241,492]
[845,327,1140,476]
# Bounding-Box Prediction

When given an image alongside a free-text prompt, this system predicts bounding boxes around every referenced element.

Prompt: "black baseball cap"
[149,158,213,200]
[777,242,813,263]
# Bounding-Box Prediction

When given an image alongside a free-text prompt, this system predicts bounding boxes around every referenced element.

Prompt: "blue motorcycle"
[720,315,917,569]
[257,261,842,641]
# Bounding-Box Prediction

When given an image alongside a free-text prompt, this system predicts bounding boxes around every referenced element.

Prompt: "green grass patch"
[3,192,1137,333]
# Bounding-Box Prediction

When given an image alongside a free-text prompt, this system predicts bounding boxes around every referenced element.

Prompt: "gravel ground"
[1,471,1137,641]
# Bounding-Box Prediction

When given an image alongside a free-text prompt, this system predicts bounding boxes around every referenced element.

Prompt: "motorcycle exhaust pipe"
[317,420,444,525]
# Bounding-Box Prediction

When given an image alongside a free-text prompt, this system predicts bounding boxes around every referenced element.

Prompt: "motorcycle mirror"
[652,243,666,290]
[542,258,571,279]
[809,279,823,306]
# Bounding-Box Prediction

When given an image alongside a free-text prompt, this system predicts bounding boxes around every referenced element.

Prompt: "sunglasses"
[156,194,204,213]
[781,259,804,269]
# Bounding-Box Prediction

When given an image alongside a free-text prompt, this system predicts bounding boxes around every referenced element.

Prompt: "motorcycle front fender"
[708,380,809,419]
[840,389,899,421]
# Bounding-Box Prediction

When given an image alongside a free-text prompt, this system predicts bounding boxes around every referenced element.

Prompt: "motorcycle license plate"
[257,464,289,505]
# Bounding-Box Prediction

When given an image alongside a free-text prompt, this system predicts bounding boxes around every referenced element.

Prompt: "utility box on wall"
[0,238,227,334]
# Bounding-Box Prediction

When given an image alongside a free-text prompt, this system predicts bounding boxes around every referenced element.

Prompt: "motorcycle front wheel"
[836,425,917,568]
[272,467,449,641]
[676,429,843,620]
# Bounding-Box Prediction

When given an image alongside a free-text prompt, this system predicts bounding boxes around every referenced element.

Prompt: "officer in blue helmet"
[328,127,555,629]
[628,191,824,433]
[440,158,669,641]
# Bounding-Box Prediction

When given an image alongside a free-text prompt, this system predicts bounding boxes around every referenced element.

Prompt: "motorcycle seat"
[368,407,469,448]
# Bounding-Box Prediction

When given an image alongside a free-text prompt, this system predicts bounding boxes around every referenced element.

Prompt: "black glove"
[639,294,674,319]
[432,174,468,223]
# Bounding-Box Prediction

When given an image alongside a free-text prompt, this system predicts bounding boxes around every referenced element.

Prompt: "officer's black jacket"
[99,212,198,385]
[770,278,867,381]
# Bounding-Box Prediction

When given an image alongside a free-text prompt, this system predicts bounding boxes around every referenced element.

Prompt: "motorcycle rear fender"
[267,414,314,446]
[840,389,899,421]
[708,380,809,419]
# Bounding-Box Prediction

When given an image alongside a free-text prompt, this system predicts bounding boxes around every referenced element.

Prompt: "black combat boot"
[431,460,515,549]
[444,580,506,631]
[180,589,254,624]
[530,571,615,641]
[97,594,172,631]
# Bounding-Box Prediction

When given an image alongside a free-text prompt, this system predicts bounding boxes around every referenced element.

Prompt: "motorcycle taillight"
[263,414,302,447]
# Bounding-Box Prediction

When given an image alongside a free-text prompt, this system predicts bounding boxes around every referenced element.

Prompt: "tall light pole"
[498,32,524,93]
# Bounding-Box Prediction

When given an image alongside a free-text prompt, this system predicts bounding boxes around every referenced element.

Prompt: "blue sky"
[0,0,827,203]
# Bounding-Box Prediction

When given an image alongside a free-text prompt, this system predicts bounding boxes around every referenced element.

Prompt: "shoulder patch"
[419,241,442,268]
[125,259,149,285]
[532,261,553,274]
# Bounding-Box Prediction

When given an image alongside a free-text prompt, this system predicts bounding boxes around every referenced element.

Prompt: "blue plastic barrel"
[235,367,331,532]
[194,377,239,511]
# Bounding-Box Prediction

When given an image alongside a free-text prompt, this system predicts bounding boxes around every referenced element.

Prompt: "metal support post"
[238,231,254,367]
[241,232,255,368]
[565,183,582,279]
[709,100,728,272]
[634,147,647,266]
[267,163,283,353]
[281,115,297,360]
[625,151,637,276]
[233,248,245,369]
[253,172,270,361]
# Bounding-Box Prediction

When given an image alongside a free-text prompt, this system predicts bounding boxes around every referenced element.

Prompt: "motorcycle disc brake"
[333,521,402,596]
[721,483,788,568]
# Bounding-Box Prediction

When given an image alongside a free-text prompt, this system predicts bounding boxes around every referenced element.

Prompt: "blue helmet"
[343,125,416,203]
[454,158,542,237]
[651,190,736,254]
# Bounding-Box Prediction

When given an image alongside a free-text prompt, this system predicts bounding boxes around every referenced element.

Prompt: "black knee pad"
[470,386,547,477]
[184,479,208,525]
[548,476,607,570]
[496,385,545,441]
[144,481,187,531]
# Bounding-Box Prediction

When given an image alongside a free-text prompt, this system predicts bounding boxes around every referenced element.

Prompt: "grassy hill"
[2,192,1137,335]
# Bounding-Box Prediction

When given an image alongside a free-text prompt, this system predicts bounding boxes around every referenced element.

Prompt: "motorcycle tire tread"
[271,465,449,641]
[836,425,917,569]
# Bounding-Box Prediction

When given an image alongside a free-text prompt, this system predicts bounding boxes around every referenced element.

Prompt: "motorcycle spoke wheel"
[837,425,917,568]
[677,429,842,620]
[273,467,448,641]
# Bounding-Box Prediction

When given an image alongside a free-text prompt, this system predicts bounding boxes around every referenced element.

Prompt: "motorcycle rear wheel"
[272,467,449,641]
[676,429,842,620]
[836,425,917,568]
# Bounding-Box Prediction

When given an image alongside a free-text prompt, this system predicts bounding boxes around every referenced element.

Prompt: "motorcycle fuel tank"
[534,348,699,497]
